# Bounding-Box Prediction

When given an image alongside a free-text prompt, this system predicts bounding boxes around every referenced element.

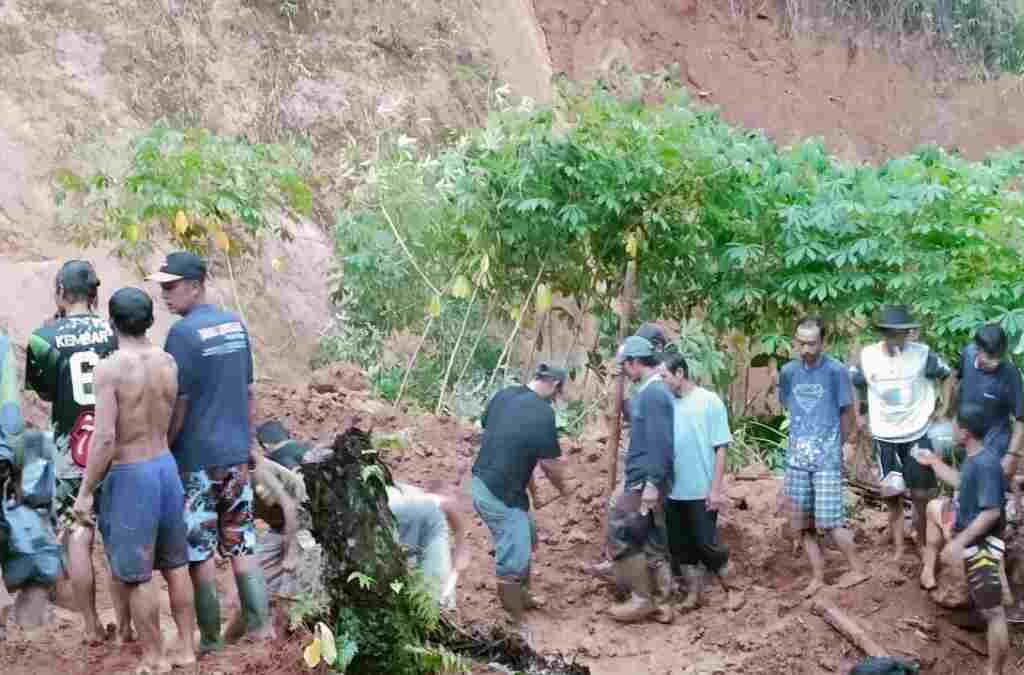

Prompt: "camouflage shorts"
[180,464,255,563]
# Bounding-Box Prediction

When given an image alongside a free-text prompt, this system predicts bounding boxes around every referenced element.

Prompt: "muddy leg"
[108,577,135,644]
[912,497,930,556]
[920,499,944,590]
[126,579,166,673]
[802,532,825,598]
[68,525,107,643]
[831,527,870,588]
[161,566,196,667]
[887,498,905,560]
[985,606,1009,675]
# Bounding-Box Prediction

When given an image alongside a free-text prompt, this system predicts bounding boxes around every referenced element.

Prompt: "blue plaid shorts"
[783,467,845,531]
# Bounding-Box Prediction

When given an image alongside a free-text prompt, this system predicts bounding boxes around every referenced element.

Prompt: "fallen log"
[812,600,887,657]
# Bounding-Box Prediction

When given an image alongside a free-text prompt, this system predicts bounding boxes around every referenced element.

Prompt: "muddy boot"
[609,555,656,624]
[678,565,703,611]
[497,580,533,646]
[523,574,546,610]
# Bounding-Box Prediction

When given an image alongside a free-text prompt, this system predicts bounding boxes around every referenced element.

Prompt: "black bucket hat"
[875,305,920,331]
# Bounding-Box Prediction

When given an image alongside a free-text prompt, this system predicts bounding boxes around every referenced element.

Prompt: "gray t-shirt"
[387,483,448,557]
[779,355,853,471]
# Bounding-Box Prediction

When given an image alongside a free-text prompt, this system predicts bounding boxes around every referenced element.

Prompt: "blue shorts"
[471,476,535,580]
[783,467,845,532]
[99,453,189,583]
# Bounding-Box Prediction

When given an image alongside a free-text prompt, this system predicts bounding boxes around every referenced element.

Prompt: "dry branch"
[812,600,887,657]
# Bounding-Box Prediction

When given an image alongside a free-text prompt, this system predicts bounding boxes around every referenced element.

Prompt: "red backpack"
[69,410,95,468]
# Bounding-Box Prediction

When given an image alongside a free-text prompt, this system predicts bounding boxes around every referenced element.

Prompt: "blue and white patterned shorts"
[783,467,845,531]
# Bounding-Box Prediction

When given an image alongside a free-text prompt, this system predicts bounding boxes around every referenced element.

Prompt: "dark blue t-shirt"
[956,344,1024,456]
[955,443,1006,545]
[164,304,253,472]
[779,355,852,471]
[624,376,675,490]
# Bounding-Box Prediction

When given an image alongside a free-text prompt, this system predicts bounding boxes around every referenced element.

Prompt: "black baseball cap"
[534,362,569,386]
[147,251,207,283]
[635,322,667,350]
[56,260,100,296]
[109,287,155,334]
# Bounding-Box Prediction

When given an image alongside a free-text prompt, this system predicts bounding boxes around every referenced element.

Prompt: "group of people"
[472,308,1022,674]
[0,251,474,672]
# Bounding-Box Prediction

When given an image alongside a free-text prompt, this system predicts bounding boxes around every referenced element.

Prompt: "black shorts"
[875,435,938,498]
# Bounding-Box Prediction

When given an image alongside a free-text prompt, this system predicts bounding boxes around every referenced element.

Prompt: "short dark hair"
[796,315,826,341]
[109,287,154,337]
[974,323,1008,358]
[957,403,990,442]
[56,260,100,307]
[662,352,689,379]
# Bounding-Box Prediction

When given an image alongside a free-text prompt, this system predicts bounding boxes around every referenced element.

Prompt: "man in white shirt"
[852,306,951,561]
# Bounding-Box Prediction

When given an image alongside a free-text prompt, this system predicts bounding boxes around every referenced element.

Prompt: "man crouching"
[72,288,196,673]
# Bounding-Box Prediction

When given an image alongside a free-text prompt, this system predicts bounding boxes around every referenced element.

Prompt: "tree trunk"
[606,259,637,494]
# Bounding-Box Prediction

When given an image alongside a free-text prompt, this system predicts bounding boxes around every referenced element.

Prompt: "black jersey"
[26,314,117,447]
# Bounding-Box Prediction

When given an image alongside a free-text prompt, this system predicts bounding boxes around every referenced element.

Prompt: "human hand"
[911,445,937,466]
[72,491,95,527]
[640,483,660,516]
[941,539,965,565]
[842,441,856,464]
[282,548,299,573]
[706,487,728,513]
[856,416,868,432]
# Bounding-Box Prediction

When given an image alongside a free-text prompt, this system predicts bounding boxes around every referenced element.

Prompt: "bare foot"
[82,622,114,645]
[134,658,172,674]
[116,625,137,646]
[164,643,197,669]
[836,571,871,590]
[726,590,747,611]
[919,569,937,591]
[892,546,905,562]
[801,579,824,599]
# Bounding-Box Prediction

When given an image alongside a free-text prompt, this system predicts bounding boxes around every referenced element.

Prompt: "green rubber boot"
[195,581,224,654]
[235,572,272,638]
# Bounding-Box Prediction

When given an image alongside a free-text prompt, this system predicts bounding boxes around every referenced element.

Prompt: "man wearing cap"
[941,324,1024,476]
[852,305,951,561]
[25,260,125,643]
[72,288,196,671]
[605,335,675,623]
[148,251,272,650]
[471,363,570,638]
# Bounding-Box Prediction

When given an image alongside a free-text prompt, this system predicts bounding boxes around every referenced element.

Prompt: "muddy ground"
[2,365,1022,674]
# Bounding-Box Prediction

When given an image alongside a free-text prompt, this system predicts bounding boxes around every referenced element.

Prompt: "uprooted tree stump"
[304,427,590,675]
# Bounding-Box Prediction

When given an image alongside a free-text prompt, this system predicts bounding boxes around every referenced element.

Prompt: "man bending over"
[72,288,196,672]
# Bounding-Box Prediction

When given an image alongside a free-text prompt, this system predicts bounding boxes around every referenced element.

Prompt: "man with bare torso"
[72,288,196,672]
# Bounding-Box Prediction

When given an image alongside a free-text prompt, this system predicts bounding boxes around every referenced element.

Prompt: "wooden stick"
[396,313,436,406]
[435,284,479,415]
[606,259,637,494]
[811,600,887,657]
[487,263,546,390]
[380,203,440,296]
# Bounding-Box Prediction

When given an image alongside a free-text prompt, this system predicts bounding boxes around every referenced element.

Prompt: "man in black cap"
[72,287,196,671]
[851,305,951,561]
[25,260,125,643]
[148,251,272,650]
[471,363,571,640]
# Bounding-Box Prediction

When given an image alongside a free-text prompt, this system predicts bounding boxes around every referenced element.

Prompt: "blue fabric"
[471,476,535,579]
[669,387,732,500]
[779,355,853,471]
[623,377,675,490]
[783,467,845,531]
[99,453,188,583]
[955,444,1006,545]
[164,305,254,472]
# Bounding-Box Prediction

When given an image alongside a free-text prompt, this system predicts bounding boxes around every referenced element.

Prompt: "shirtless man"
[72,288,196,672]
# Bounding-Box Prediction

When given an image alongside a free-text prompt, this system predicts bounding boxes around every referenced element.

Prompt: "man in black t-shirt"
[918,404,1009,674]
[470,364,570,636]
[942,324,1024,477]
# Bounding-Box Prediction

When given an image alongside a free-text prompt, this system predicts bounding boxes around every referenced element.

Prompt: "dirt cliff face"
[0,0,553,383]
[535,0,1024,162]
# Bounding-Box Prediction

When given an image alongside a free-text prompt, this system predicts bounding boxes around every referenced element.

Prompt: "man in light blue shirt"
[662,353,733,610]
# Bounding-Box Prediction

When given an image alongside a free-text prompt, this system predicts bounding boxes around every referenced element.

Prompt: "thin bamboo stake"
[396,313,436,406]
[452,301,493,394]
[435,285,480,415]
[487,263,547,390]
[223,249,257,373]
[606,259,637,494]
[380,203,440,296]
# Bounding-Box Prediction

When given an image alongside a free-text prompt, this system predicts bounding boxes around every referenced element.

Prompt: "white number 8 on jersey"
[69,351,101,406]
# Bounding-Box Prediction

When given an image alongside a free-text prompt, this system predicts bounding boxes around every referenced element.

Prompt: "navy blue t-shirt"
[956,344,1024,456]
[164,304,253,472]
[955,443,1006,545]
